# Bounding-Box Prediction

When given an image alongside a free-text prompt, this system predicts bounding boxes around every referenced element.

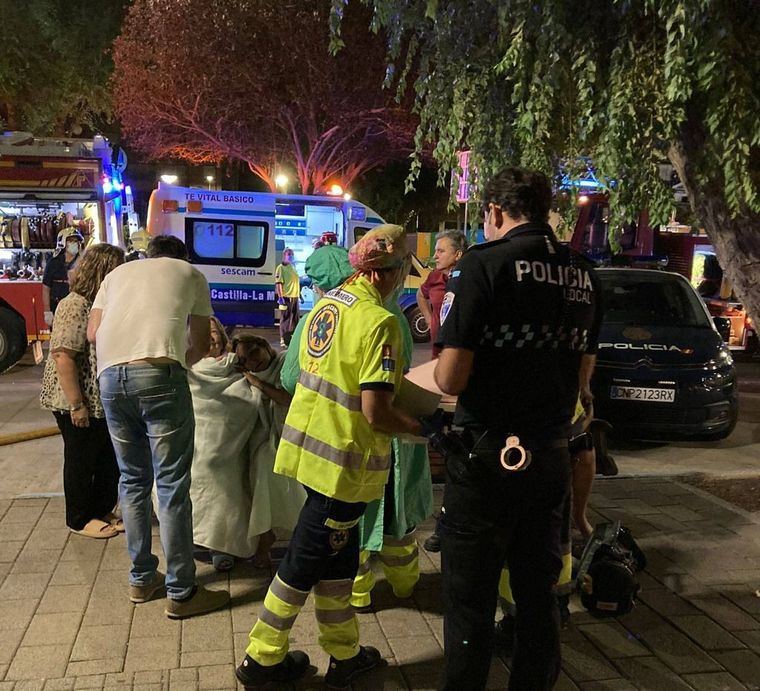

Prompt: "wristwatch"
[69,402,85,412]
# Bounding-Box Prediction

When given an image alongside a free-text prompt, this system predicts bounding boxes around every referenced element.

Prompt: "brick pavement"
[0,478,759,690]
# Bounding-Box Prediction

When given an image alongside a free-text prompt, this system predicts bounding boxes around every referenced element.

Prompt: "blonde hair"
[209,316,230,352]
[70,244,125,303]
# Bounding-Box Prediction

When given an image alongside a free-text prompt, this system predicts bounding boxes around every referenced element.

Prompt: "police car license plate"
[610,386,676,403]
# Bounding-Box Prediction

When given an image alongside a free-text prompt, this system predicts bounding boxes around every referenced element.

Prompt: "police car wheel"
[0,307,27,373]
[405,305,430,343]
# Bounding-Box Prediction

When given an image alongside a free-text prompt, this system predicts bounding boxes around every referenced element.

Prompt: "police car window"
[600,274,710,327]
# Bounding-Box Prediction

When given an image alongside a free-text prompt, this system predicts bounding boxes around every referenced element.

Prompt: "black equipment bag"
[577,521,646,617]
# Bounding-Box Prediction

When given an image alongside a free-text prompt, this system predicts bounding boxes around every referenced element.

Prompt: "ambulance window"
[192,221,234,259]
[238,224,265,259]
[186,218,269,267]
[353,227,370,242]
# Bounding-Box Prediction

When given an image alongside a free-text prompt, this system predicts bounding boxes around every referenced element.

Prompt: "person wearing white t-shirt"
[88,235,229,619]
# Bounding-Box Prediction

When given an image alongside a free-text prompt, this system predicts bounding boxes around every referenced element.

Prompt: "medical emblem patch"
[308,304,339,357]
[328,529,349,551]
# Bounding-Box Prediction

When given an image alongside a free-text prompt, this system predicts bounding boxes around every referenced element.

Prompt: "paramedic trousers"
[246,487,367,666]
[440,443,571,691]
[352,461,420,607]
[278,297,300,345]
[352,533,419,607]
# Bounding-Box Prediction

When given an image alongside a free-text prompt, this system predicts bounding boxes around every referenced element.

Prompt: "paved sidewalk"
[0,478,759,689]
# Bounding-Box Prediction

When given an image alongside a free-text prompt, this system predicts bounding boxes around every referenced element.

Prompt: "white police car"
[592,268,738,441]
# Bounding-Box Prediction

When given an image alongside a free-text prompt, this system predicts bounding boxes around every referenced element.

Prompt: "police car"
[592,268,738,441]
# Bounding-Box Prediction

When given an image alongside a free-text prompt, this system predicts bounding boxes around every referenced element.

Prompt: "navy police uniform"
[436,222,601,690]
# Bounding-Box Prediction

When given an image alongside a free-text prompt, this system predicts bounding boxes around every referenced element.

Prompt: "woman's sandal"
[71,519,119,539]
[103,513,125,533]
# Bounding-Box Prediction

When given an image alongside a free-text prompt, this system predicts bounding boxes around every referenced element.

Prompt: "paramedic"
[236,225,422,689]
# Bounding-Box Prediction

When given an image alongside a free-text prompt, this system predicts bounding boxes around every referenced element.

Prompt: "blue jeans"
[99,363,196,600]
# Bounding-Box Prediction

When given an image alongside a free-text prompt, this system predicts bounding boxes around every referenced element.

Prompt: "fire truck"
[570,192,757,352]
[0,132,134,372]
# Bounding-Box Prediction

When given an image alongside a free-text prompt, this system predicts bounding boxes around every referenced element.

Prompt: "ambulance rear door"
[345,202,384,246]
[182,190,277,329]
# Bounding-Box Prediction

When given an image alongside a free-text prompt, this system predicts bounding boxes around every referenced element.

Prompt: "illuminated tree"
[112,0,415,193]
[0,0,126,135]
[340,0,760,323]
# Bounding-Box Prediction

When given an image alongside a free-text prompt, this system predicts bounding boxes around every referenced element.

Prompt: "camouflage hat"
[348,224,408,272]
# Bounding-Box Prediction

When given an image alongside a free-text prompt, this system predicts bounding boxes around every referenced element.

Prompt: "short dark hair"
[482,167,552,224]
[147,235,188,260]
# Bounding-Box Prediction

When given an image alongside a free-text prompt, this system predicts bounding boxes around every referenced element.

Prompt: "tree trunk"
[668,142,760,332]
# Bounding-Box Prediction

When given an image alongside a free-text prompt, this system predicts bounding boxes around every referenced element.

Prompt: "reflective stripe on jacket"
[274,276,404,503]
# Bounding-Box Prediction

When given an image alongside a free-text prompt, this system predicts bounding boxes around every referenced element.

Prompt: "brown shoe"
[129,572,166,603]
[164,585,230,619]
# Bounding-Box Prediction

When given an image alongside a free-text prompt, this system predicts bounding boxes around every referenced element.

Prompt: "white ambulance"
[146,183,386,328]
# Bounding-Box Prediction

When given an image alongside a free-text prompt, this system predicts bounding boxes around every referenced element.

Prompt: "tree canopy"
[339,0,760,321]
[113,0,416,193]
[0,0,126,135]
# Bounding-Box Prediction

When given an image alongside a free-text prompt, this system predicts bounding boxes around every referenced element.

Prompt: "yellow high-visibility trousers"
[247,575,359,665]
[351,533,419,607]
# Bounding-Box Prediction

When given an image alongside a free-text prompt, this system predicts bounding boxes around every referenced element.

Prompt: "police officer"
[236,224,422,689]
[434,167,602,690]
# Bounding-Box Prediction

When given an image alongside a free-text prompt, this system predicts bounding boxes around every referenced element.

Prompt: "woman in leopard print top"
[40,244,125,539]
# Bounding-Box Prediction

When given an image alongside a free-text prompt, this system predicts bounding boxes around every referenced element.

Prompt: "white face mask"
[66,242,80,256]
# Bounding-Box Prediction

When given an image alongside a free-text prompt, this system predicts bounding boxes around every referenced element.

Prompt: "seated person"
[189,331,305,571]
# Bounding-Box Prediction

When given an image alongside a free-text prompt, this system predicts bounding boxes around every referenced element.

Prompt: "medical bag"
[576,521,646,617]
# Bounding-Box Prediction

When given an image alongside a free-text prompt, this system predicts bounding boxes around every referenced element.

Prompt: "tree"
[112,0,416,193]
[0,0,127,136]
[338,0,760,324]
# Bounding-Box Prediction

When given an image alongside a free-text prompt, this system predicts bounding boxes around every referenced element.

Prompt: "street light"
[327,183,343,196]
[205,174,215,190]
[275,173,289,191]
[160,174,178,185]
[343,192,352,201]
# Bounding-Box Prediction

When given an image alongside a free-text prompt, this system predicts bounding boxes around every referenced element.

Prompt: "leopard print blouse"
[39,293,104,418]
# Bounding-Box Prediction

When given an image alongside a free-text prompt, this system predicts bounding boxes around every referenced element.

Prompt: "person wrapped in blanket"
[189,318,306,571]
[281,244,434,607]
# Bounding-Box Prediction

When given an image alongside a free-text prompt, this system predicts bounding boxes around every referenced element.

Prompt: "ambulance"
[0,131,133,372]
[146,183,430,333]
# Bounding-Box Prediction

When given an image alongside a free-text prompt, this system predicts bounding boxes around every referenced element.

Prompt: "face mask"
[66,242,80,256]
[383,267,406,309]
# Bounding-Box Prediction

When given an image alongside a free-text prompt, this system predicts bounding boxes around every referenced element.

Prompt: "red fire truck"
[0,132,130,372]
[570,192,756,352]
